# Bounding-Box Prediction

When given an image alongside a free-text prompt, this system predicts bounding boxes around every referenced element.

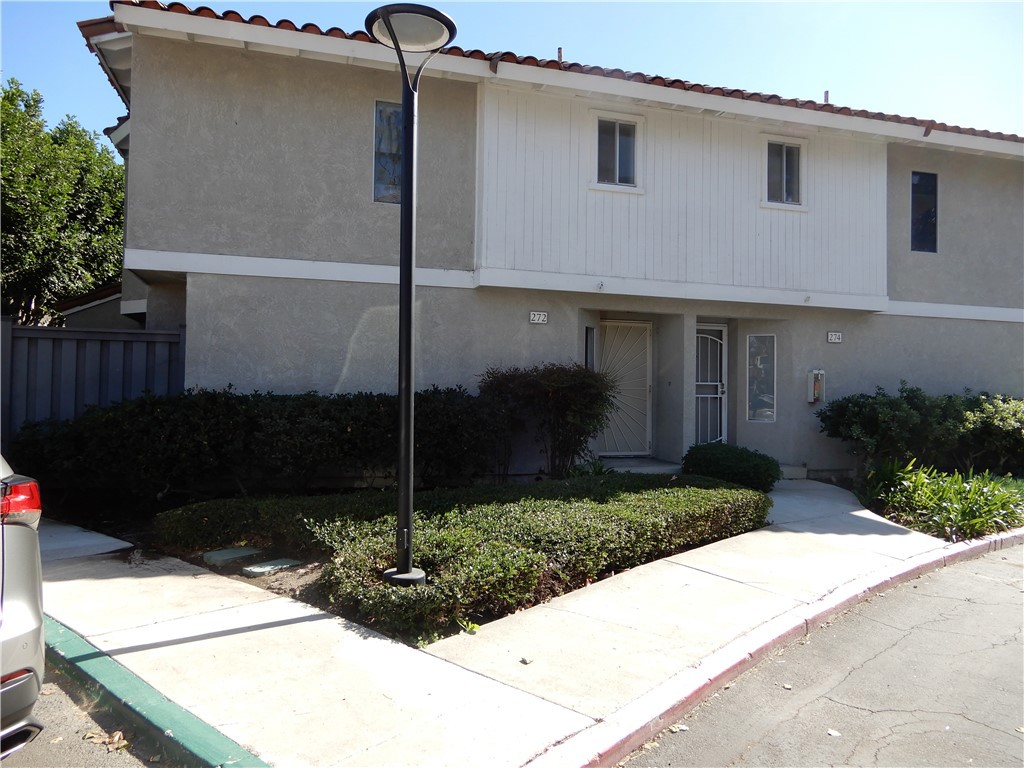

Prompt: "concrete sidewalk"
[38,480,1024,767]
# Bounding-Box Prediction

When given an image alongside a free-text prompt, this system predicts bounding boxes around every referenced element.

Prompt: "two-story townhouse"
[80,1,1024,476]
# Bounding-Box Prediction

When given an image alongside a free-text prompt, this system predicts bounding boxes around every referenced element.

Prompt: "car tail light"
[0,668,34,686]
[1,479,42,528]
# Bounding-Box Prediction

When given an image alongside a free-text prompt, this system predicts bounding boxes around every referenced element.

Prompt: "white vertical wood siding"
[479,86,887,299]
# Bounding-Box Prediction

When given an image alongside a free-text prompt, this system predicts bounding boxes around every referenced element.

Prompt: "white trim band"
[882,300,1023,323]
[124,249,476,289]
[476,268,891,312]
[124,248,1022,322]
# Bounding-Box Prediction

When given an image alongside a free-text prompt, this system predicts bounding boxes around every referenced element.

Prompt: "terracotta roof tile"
[77,14,124,37]
[103,114,130,137]
[88,0,1022,143]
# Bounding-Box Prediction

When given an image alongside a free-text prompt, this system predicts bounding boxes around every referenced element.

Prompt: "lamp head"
[365,4,457,53]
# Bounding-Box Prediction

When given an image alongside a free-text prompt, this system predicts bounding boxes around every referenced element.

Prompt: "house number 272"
[530,312,548,324]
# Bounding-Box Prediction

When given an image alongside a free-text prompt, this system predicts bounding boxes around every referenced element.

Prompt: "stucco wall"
[127,36,476,271]
[145,284,187,331]
[121,271,148,303]
[887,145,1024,308]
[61,299,142,330]
[185,274,585,396]
[733,310,1024,470]
[184,272,1023,472]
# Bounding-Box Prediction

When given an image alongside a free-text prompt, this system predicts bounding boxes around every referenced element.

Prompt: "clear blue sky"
[2,0,1022,150]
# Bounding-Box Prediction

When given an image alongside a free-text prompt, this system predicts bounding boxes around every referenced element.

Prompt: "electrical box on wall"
[807,370,825,403]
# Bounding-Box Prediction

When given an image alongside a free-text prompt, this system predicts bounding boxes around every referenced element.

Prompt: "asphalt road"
[4,664,176,768]
[624,546,1024,768]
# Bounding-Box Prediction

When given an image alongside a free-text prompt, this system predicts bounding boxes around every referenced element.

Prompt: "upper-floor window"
[374,101,402,203]
[911,171,937,252]
[597,118,636,186]
[766,140,801,205]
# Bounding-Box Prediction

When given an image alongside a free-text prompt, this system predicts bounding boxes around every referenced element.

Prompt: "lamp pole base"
[383,567,426,586]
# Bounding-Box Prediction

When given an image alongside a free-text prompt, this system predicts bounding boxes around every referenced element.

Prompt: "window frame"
[761,134,808,211]
[590,110,645,194]
[746,334,777,423]
[373,100,403,204]
[910,170,938,253]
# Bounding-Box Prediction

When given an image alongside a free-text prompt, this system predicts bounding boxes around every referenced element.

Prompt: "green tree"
[1,78,124,325]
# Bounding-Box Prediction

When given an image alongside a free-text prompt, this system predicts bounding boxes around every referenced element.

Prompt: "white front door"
[695,326,728,444]
[597,321,652,456]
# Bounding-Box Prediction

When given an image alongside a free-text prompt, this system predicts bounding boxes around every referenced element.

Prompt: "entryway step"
[600,458,681,474]
[203,547,263,567]
[242,559,303,578]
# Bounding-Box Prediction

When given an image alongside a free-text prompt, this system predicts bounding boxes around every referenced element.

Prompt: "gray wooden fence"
[1,317,185,448]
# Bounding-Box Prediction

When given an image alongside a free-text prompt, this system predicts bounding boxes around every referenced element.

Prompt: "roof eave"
[100,0,1023,158]
[78,16,132,109]
[486,60,1024,159]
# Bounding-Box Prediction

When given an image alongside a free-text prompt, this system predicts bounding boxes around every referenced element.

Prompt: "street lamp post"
[365,4,457,587]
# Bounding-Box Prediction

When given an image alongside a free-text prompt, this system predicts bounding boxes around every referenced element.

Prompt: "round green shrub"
[680,443,783,492]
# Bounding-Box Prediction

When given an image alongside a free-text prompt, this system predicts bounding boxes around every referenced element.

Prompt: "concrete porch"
[601,456,807,479]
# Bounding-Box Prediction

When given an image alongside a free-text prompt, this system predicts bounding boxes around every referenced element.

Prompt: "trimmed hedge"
[816,383,1024,475]
[155,473,771,643]
[315,476,769,642]
[10,363,622,511]
[155,471,746,551]
[9,386,500,506]
[681,442,782,492]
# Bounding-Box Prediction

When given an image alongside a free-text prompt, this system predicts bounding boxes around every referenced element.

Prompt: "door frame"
[695,323,729,444]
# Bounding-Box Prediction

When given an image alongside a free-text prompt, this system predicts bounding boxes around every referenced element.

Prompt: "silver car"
[0,455,44,758]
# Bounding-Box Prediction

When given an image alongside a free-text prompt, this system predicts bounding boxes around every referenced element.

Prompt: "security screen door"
[696,326,728,444]
[596,321,652,456]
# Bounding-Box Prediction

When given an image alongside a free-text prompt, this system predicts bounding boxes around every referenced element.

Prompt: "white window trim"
[761,134,808,212]
[590,109,645,194]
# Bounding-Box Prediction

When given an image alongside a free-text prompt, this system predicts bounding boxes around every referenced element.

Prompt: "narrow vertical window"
[585,326,596,370]
[766,141,801,204]
[597,119,637,186]
[374,101,402,203]
[911,171,937,252]
[747,335,776,422]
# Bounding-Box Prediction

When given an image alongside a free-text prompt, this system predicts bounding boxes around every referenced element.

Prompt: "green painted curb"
[44,616,270,768]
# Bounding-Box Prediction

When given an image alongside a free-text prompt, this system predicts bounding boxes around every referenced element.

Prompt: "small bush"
[478,363,618,478]
[958,395,1024,476]
[681,443,782,492]
[869,460,1024,542]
